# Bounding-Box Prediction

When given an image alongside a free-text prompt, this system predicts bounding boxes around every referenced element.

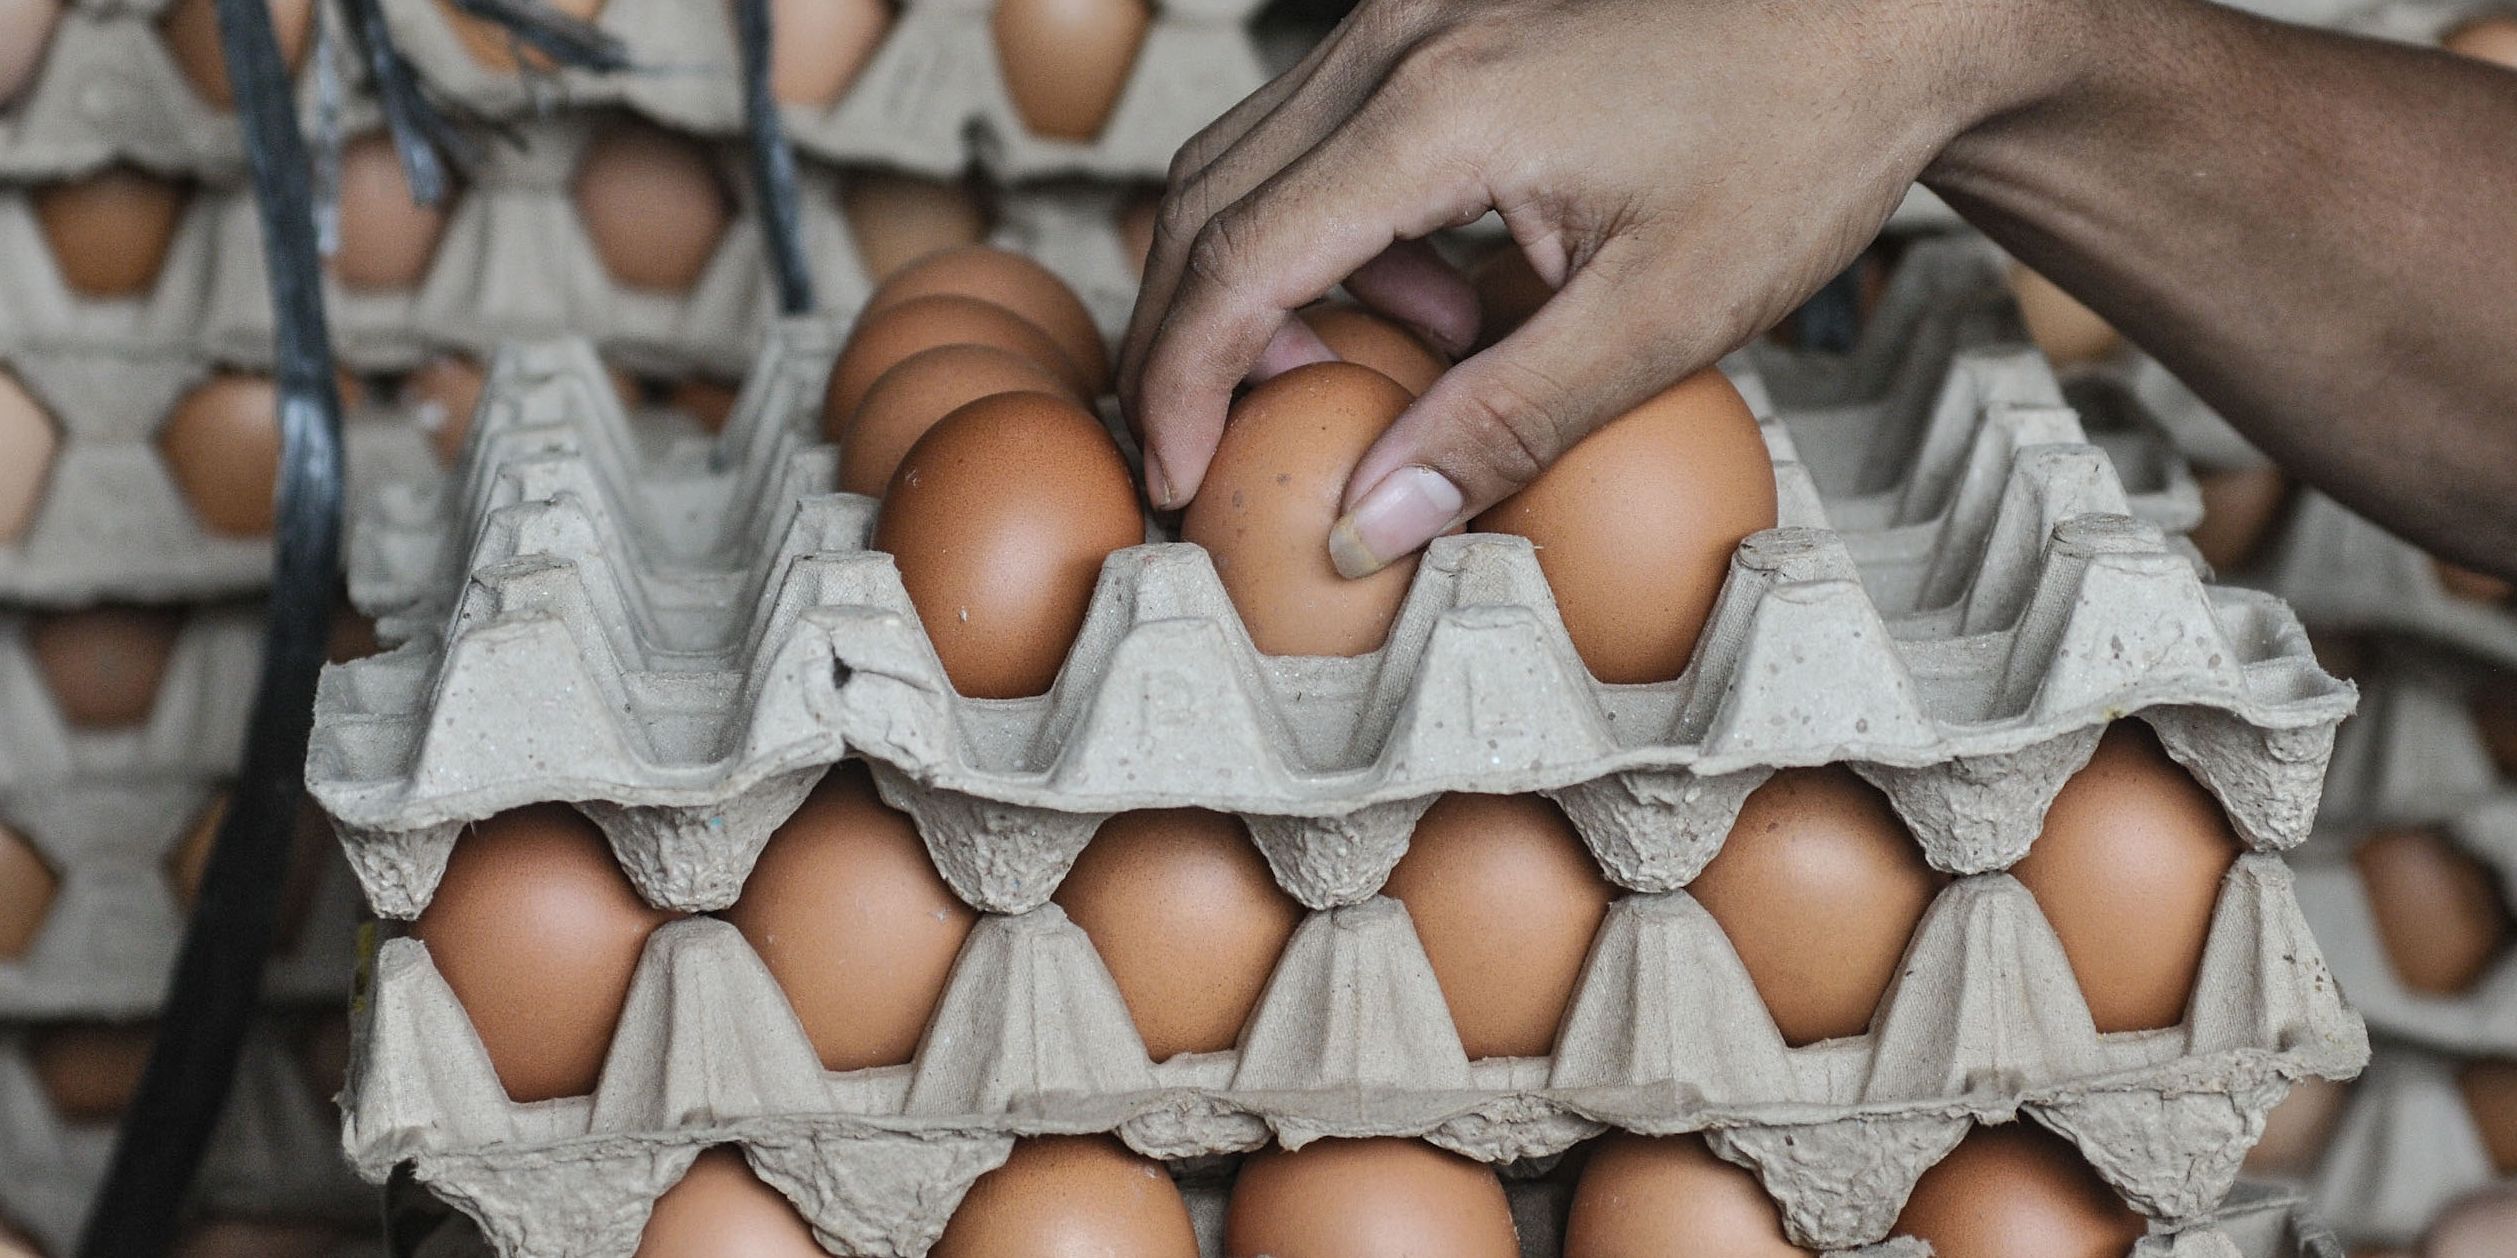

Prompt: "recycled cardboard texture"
[0,1021,372,1255]
[2257,1040,2508,1249]
[363,0,1267,181]
[2249,487,2517,674]
[0,0,290,180]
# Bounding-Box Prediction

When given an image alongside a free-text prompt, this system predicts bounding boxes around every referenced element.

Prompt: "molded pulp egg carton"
[0,1019,373,1256]
[361,0,1266,181]
[0,603,360,1013]
[2248,488,2517,673]
[2299,636,2504,837]
[2263,1040,2509,1249]
[0,0,298,180]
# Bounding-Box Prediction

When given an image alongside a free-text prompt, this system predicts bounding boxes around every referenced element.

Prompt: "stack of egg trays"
[356,0,1267,181]
[313,276,2362,1255]
[2254,638,2517,1246]
[0,0,308,180]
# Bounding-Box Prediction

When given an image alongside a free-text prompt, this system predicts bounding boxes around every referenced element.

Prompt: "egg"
[1565,1133,1809,1257]
[1119,186,1159,277]
[838,171,988,282]
[0,821,56,960]
[2189,465,2288,573]
[411,804,681,1102]
[29,1021,155,1122]
[720,762,976,1071]
[1380,793,1616,1058]
[2354,827,2509,996]
[28,605,184,728]
[2010,723,2243,1031]
[0,1,62,108]
[1225,1138,1517,1258]
[2428,1187,2517,1258]
[871,390,1141,697]
[331,132,454,292]
[2009,262,2121,366]
[1298,304,1448,396]
[1688,766,1945,1046]
[2446,15,2517,67]
[2242,1075,2349,1175]
[2310,630,2367,682]
[173,1220,356,1258]
[328,605,382,664]
[762,0,892,107]
[2461,1059,2517,1174]
[160,0,316,110]
[440,0,607,71]
[400,355,488,466]
[990,0,1150,141]
[0,370,58,542]
[2436,558,2514,604]
[1052,809,1303,1060]
[863,246,1109,394]
[34,167,192,298]
[574,122,734,294]
[1181,363,1419,657]
[161,371,364,537]
[934,1136,1197,1258]
[2475,678,2517,779]
[167,794,333,952]
[1470,246,1553,349]
[634,1147,828,1257]
[1892,1123,2148,1258]
[1473,369,1776,684]
[834,343,1075,494]
[825,294,1084,419]
[664,375,741,433]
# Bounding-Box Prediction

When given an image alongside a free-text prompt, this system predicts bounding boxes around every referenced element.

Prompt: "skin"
[1121,0,2517,582]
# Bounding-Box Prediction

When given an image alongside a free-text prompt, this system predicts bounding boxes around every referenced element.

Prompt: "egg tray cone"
[2297,635,2503,840]
[2248,1038,2513,1250]
[336,841,2363,1252]
[0,1018,372,1254]
[2236,487,2517,675]
[359,0,1268,183]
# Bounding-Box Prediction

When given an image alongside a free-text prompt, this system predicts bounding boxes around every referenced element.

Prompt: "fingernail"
[1145,449,1176,509]
[1328,465,1463,579]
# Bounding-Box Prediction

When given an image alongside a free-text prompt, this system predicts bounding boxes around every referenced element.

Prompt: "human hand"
[1121,0,2065,575]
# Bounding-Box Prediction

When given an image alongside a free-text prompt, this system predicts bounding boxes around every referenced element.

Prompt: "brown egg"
[401,355,488,466]
[1893,1124,2147,1258]
[2476,677,2517,780]
[2459,1058,2517,1174]
[1470,246,1553,349]
[34,167,192,298]
[2355,827,2509,996]
[411,804,681,1102]
[332,132,454,292]
[167,794,333,952]
[863,246,1108,395]
[28,605,184,728]
[1119,186,1159,278]
[634,1147,827,1258]
[0,822,57,961]
[1298,304,1448,397]
[664,375,741,434]
[934,1136,1197,1258]
[2009,262,2121,366]
[1226,1139,1517,1258]
[825,294,1084,418]
[761,0,892,107]
[173,1220,355,1258]
[2428,1186,2517,1258]
[161,372,293,536]
[1381,793,1616,1058]
[1565,1133,1809,1257]
[990,0,1149,141]
[2243,1075,2348,1176]
[1473,369,1775,684]
[2189,465,2289,574]
[0,370,59,542]
[2310,631,2367,683]
[0,0,62,109]
[160,0,316,110]
[1181,363,1419,657]
[834,342,1075,494]
[2446,15,2517,67]
[29,1021,155,1123]
[440,0,607,71]
[2436,558,2514,605]
[721,762,976,1071]
[1052,809,1302,1060]
[328,605,382,664]
[2013,723,2243,1032]
[839,171,988,282]
[870,390,1141,698]
[1689,767,1944,1046]
[574,122,734,294]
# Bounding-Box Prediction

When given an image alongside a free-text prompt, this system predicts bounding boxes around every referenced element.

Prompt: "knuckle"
[1452,361,1573,488]
[1184,213,1252,289]
[1153,188,1210,256]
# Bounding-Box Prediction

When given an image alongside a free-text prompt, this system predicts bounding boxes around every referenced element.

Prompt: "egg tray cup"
[2296,634,2506,839]
[0,0,322,181]
[2237,486,2517,675]
[361,0,1268,183]
[2250,1037,2514,1249]
[0,1017,372,1255]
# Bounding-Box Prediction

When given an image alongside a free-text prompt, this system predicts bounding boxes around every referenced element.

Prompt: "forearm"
[1927,0,2517,575]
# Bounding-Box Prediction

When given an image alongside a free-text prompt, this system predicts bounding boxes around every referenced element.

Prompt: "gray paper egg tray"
[0,0,309,180]
[2261,1038,2510,1250]
[0,1018,371,1256]
[361,0,1265,182]
[2247,487,2517,674]
[342,840,2363,1255]
[0,600,260,792]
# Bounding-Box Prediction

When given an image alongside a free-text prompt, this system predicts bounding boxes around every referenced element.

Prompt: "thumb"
[1327,246,1716,579]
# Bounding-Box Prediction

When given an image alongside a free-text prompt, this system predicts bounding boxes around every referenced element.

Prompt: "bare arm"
[1121,0,2517,579]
